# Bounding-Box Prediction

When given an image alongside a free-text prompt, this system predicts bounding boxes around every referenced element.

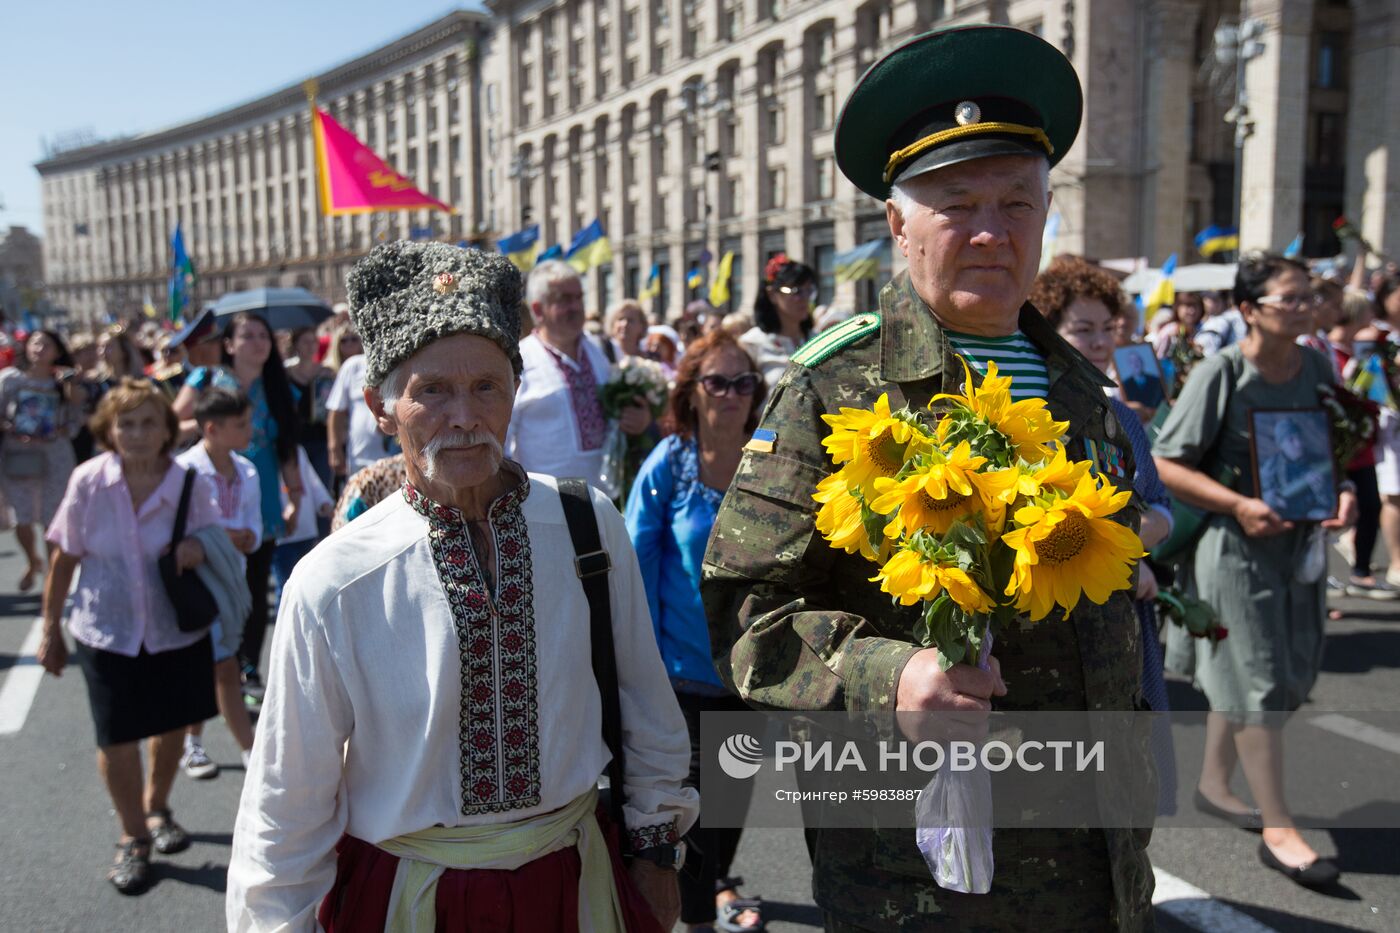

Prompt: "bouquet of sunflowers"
[814,361,1145,894]
[814,360,1145,665]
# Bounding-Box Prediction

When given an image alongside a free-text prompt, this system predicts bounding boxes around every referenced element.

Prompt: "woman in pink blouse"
[37,379,221,895]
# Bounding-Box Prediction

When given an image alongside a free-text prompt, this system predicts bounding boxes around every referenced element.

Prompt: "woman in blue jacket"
[625,330,767,932]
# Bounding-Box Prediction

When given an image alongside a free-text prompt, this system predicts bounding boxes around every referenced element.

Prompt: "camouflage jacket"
[701,273,1153,932]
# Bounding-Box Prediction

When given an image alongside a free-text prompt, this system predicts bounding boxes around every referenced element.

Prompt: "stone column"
[1138,0,1200,262]
[1238,0,1315,252]
[1346,0,1400,257]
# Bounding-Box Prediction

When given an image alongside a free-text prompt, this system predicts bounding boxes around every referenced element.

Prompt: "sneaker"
[1332,533,1356,569]
[181,741,219,780]
[1346,577,1400,600]
[1385,568,1400,589]
[1326,575,1347,594]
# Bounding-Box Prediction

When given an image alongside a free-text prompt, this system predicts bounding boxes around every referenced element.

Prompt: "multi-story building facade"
[34,11,494,323]
[35,1,1400,325]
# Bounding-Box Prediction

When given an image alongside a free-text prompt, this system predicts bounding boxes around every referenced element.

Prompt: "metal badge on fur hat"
[346,241,524,386]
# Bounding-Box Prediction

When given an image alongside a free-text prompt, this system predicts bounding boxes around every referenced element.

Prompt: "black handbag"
[159,468,220,633]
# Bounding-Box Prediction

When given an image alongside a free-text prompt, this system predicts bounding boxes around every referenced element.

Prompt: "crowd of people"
[9,21,1394,933]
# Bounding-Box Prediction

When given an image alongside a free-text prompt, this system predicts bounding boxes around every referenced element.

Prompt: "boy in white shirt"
[175,388,261,778]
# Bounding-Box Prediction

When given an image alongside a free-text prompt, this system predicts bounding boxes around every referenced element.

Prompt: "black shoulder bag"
[159,469,220,632]
[557,477,631,854]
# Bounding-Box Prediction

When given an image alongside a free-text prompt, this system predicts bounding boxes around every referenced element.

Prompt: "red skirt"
[318,804,666,933]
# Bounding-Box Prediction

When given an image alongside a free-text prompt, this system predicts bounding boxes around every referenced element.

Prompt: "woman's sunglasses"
[699,372,761,397]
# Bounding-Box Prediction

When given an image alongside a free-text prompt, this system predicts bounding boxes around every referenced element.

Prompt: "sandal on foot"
[716,897,765,932]
[108,838,152,895]
[147,809,190,855]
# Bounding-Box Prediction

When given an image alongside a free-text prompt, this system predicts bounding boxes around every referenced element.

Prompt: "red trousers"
[318,805,665,933]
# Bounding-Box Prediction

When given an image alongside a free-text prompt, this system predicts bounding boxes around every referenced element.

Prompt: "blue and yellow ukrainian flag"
[709,252,735,307]
[639,263,661,300]
[566,219,613,273]
[1193,224,1239,259]
[538,243,564,264]
[498,224,541,272]
[834,239,885,283]
[687,266,705,290]
[1144,253,1177,313]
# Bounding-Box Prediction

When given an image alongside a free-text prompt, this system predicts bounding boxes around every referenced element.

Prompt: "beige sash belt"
[375,788,623,933]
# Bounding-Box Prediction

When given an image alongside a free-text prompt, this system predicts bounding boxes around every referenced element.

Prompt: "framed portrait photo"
[1249,408,1337,522]
[1113,344,1168,410]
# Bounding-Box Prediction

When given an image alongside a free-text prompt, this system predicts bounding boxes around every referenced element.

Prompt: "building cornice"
[35,9,490,176]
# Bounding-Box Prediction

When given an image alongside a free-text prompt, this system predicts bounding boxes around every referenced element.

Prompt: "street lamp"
[1215,17,1265,248]
[678,79,728,294]
[507,149,541,226]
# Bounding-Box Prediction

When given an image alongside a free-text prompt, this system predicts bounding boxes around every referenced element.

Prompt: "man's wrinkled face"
[533,277,585,342]
[371,334,518,493]
[886,154,1050,332]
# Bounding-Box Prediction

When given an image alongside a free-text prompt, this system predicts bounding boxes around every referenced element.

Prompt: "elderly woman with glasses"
[740,254,818,390]
[1154,252,1357,889]
[625,330,767,932]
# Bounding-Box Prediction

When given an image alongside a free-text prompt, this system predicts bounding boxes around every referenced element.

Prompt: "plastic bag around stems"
[914,633,994,894]
[596,419,626,501]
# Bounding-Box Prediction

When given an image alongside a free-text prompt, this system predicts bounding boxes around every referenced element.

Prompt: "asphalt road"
[0,536,1395,932]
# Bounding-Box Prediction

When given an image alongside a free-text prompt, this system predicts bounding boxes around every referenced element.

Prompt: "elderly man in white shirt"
[506,261,652,488]
[228,242,697,932]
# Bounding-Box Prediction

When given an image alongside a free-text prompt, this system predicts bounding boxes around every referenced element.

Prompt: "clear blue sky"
[0,1,485,237]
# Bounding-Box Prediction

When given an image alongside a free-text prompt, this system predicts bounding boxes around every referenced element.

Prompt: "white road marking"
[1309,713,1400,756]
[1153,867,1281,932]
[0,616,47,736]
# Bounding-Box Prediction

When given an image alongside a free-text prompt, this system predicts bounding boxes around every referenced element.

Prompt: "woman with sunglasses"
[741,253,818,390]
[625,330,767,932]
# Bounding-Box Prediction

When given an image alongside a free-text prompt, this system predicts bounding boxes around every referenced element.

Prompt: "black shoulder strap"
[171,468,196,546]
[557,477,629,851]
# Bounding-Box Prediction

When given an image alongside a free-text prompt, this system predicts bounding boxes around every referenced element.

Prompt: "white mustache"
[421,430,503,480]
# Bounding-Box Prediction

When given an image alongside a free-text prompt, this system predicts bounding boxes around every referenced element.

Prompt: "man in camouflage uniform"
[701,24,1154,932]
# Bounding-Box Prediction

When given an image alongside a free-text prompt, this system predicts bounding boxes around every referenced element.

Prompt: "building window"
[546,93,558,117]
[599,24,611,53]
[428,102,439,132]
[722,2,741,40]
[625,7,639,41]
[1315,32,1346,89]
[654,41,668,72]
[814,157,833,199]
[767,166,786,209]
[814,27,835,69]
[1310,111,1345,168]
[655,132,669,175]
[624,56,638,84]
[599,69,611,96]
[386,116,397,143]
[522,101,533,125]
[486,84,499,116]
[546,50,558,80]
[765,100,785,145]
[654,0,669,27]
[814,90,834,130]
[1021,18,1044,37]
[724,175,742,217]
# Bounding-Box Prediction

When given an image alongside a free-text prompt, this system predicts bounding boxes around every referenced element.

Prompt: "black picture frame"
[1248,407,1337,522]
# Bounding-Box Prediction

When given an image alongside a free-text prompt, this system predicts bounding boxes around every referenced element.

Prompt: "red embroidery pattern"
[543,341,608,451]
[629,819,680,852]
[404,480,541,815]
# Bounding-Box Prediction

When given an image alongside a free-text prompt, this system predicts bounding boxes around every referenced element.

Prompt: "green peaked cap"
[835,24,1083,200]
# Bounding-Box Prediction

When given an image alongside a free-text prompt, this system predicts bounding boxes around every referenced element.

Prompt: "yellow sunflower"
[871,545,994,613]
[1021,443,1092,497]
[813,471,880,561]
[868,441,1010,538]
[821,393,931,491]
[1000,474,1145,622]
[933,360,1069,463]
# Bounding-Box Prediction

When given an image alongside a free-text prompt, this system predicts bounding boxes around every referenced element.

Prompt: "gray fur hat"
[346,240,523,386]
